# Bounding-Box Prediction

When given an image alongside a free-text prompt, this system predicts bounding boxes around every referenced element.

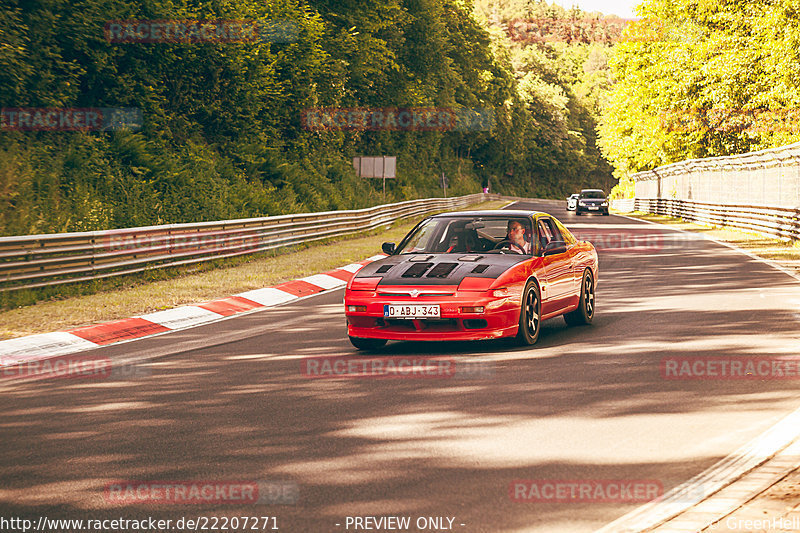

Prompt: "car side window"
[537,219,562,253]
[538,218,563,249]
[536,220,551,250]
[554,219,576,246]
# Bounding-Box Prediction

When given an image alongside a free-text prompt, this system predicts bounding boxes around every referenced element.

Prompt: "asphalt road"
[2,199,800,532]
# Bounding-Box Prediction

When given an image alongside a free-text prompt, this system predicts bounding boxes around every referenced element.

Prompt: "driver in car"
[506,220,531,254]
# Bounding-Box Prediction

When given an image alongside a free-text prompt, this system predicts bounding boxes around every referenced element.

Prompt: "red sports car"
[344,210,598,349]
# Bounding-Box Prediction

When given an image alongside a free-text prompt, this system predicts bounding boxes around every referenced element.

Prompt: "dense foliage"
[0,0,616,235]
[474,0,618,197]
[599,0,800,193]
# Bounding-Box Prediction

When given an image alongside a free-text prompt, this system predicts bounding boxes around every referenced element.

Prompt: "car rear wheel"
[516,281,541,345]
[349,336,388,350]
[564,270,594,326]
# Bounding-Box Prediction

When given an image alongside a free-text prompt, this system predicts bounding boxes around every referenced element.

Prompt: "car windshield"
[396,216,532,254]
[580,190,606,199]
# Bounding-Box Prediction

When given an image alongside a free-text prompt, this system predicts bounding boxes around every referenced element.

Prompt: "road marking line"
[340,263,367,273]
[0,254,389,366]
[197,296,264,316]
[300,274,348,290]
[137,306,225,330]
[273,279,326,296]
[0,332,99,365]
[323,269,355,282]
[612,212,800,284]
[69,318,170,345]
[235,287,298,306]
[595,382,800,532]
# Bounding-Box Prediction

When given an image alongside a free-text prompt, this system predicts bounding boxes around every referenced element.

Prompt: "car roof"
[430,210,547,218]
[580,189,605,193]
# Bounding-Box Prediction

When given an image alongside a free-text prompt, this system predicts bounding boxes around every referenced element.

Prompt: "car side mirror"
[382,242,396,254]
[542,241,567,257]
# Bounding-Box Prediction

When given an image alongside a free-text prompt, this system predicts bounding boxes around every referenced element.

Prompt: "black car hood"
[355,253,529,286]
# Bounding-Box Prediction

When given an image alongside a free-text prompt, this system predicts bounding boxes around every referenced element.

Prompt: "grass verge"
[0,200,509,340]
[615,209,800,276]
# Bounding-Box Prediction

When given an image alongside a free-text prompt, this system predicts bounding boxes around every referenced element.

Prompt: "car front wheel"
[564,270,595,326]
[349,336,388,350]
[516,280,541,345]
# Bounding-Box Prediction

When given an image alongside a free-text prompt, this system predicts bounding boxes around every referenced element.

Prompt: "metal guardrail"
[0,193,499,292]
[610,199,635,212]
[633,198,800,240]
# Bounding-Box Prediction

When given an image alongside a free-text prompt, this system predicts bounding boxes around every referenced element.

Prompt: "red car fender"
[490,256,545,304]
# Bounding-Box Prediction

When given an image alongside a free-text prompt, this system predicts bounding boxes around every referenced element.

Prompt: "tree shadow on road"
[1,223,800,532]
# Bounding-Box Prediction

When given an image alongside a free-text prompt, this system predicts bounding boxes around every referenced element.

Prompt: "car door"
[553,217,581,296]
[537,217,575,314]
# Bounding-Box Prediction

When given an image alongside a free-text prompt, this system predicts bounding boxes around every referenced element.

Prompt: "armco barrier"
[610,199,635,212]
[0,193,500,292]
[632,198,800,240]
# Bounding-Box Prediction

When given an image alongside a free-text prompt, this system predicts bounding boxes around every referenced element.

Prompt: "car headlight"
[601,201,608,206]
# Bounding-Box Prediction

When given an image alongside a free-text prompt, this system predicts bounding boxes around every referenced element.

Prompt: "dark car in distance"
[575,189,609,216]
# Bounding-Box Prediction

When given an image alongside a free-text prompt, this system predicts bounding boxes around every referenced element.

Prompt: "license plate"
[384,304,441,318]
[589,206,599,210]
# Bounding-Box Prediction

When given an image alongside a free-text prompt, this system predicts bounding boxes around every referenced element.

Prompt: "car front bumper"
[577,205,608,214]
[345,288,521,341]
